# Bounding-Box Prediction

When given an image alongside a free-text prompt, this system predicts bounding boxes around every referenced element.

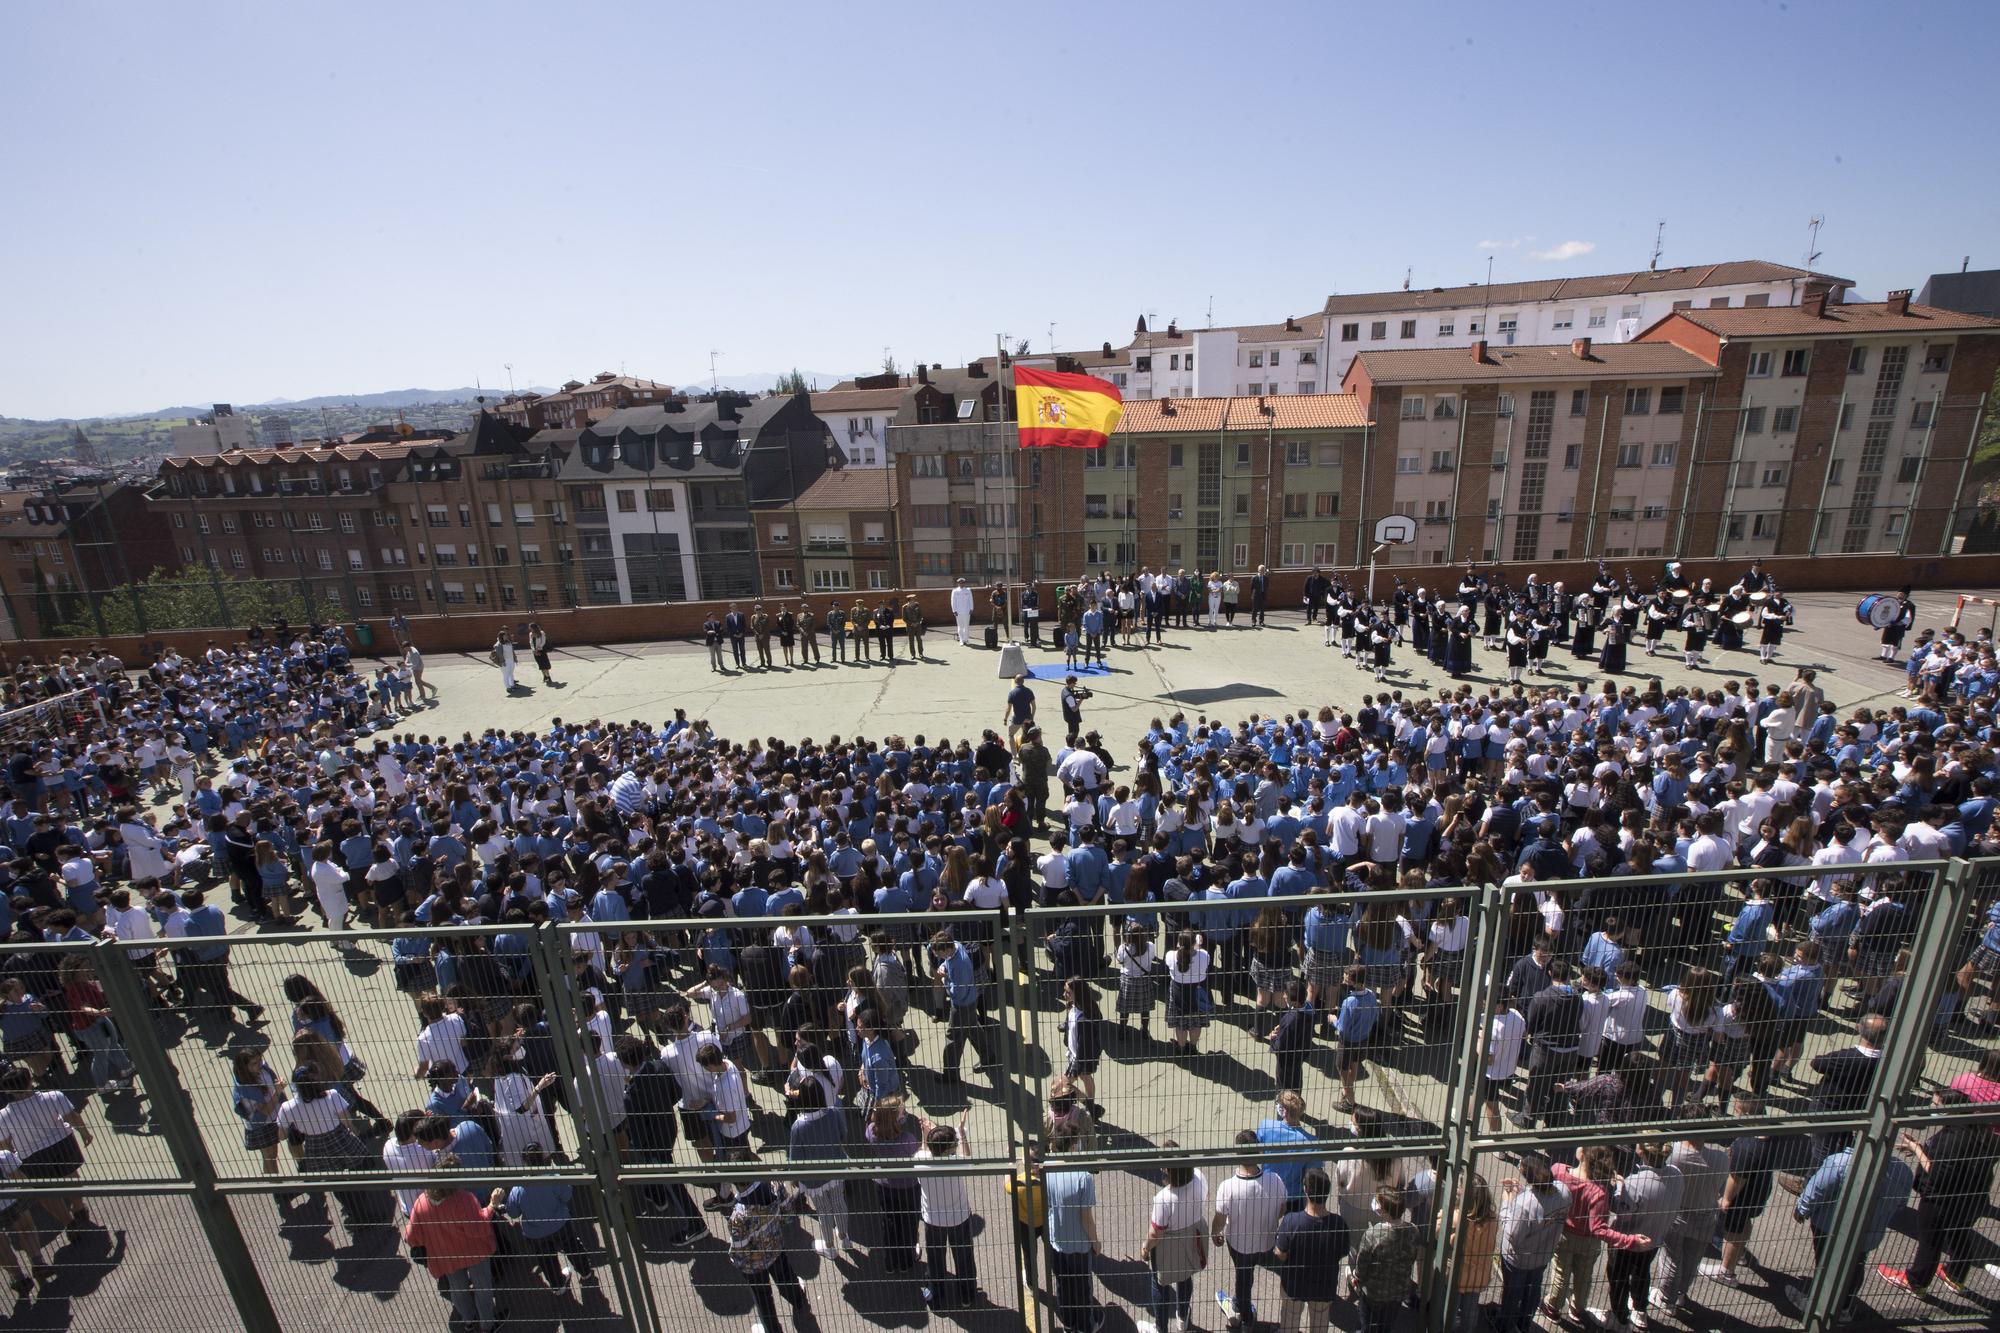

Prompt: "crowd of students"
[0,585,1992,1331]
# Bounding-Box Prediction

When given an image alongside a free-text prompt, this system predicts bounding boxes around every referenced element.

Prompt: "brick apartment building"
[492,371,676,433]
[1342,340,1720,566]
[1636,291,2000,557]
[754,468,901,599]
[0,480,181,637]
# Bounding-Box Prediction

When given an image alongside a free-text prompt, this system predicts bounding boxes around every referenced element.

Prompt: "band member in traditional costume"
[1504,615,1529,686]
[1571,591,1598,659]
[1879,586,1917,661]
[1682,596,1712,670]
[1644,594,1675,657]
[1370,612,1395,683]
[1598,614,1628,675]
[1715,582,1751,652]
[1756,590,1792,664]
[1448,608,1475,678]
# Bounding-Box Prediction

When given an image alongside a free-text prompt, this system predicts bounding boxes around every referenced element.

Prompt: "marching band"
[1309,557,1794,683]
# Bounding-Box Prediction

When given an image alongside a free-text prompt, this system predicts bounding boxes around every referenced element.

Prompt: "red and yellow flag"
[1013,365,1124,449]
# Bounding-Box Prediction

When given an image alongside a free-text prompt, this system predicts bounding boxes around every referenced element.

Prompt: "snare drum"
[1857,593,1899,629]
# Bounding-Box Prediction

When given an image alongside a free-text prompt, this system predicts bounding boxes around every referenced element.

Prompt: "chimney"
[1284,316,1300,332]
[1160,399,1177,417]
[1570,337,1593,360]
[1101,341,1113,356]
[916,364,929,385]
[1135,315,1148,335]
[1166,320,1179,338]
[1886,289,1912,316]
[1802,291,1827,319]
[967,360,987,379]
[1469,339,1488,364]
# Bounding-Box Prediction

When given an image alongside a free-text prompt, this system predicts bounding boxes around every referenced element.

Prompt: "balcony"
[804,538,849,554]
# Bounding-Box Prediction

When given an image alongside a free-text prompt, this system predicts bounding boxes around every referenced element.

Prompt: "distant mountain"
[120,386,560,421]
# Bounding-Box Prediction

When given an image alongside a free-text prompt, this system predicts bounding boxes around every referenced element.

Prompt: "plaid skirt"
[1166,980,1208,1031]
[1252,958,1295,996]
[1304,947,1348,990]
[1116,972,1157,1016]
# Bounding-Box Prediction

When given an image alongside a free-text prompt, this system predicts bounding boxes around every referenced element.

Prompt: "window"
[1619,305,1640,322]
[1086,541,1108,565]
[775,568,794,589]
[1285,441,1311,465]
[316,550,334,571]
[1761,465,1787,488]
[1370,321,1388,340]
[1169,443,1184,468]
[958,455,976,478]
[1781,348,1810,377]
[1553,309,1573,331]
[1624,387,1651,415]
[1298,351,1316,365]
[1280,543,1304,566]
[862,522,886,544]
[1232,543,1249,567]
[1570,388,1588,418]
[1562,443,1581,470]
[1650,441,1677,467]
[810,569,850,592]
[645,489,674,511]
[1083,444,1106,469]
[1896,456,1923,483]
[1615,444,1642,468]
[1234,494,1250,517]
[1267,351,1281,367]
[1184,356,1193,373]
[1168,354,1180,370]
[521,544,542,564]
[1658,386,1685,414]
[338,511,357,533]
[1752,513,1779,539]
[1826,459,1845,484]
[229,550,246,569]
[1283,494,1307,518]
[1248,351,1264,368]
[1746,351,1772,378]
[1848,346,1868,375]
[868,570,888,589]
[1316,444,1339,466]
[1432,395,1457,420]
[1341,323,1359,341]
[1587,308,1607,329]
[1431,449,1455,471]
[1400,319,1417,339]
[1496,394,1514,417]
[1314,493,1339,517]
[914,505,949,527]
[1774,406,1799,434]
[1235,442,1252,466]
[616,489,637,512]
[1401,396,1426,421]
[1911,400,1934,428]
[220,514,239,534]
[1642,504,1668,520]
[1436,319,1455,337]
[1167,492,1184,518]
[1886,513,1907,538]
[1742,407,1766,434]
[1243,383,1262,397]
[1743,294,1770,308]
[911,454,946,478]
[957,398,979,419]
[1840,402,1855,430]
[1923,344,1952,373]
[458,504,471,527]
[769,523,791,547]
[1423,499,1450,521]
[1466,317,1483,335]
[1111,442,1136,468]
[1497,317,1517,344]
[1135,356,1152,372]
[1397,454,1421,474]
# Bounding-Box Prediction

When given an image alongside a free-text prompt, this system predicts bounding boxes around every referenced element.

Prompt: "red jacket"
[1552,1163,1643,1250]
[403,1189,497,1276]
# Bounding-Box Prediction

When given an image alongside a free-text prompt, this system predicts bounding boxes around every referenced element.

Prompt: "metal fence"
[1,863,1995,1332]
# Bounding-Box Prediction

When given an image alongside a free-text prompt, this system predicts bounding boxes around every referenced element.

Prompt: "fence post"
[530,922,659,1330]
[1797,859,1973,1333]
[94,939,281,1333]
[1001,905,1043,1330]
[1424,881,1509,1333]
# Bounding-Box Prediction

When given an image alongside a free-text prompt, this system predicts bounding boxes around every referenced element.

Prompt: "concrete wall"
[8,551,1999,665]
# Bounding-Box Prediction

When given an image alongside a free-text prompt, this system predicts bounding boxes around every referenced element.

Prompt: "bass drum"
[1857,594,1899,629]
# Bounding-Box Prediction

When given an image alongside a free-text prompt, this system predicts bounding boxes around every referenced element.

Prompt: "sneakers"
[1782,1283,1808,1309]
[1216,1291,1240,1331]
[1586,1308,1628,1331]
[1932,1270,1966,1296]
[813,1238,829,1258]
[1876,1265,1927,1296]
[1137,1323,1160,1333]
[667,1226,705,1249]
[1648,1287,1668,1311]
[1700,1260,1739,1287]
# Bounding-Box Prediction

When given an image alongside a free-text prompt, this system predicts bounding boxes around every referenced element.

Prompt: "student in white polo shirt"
[1211,1130,1286,1331]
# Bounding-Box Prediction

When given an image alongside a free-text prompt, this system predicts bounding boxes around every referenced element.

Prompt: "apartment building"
[0,481,180,638]
[1638,291,2000,557]
[754,468,901,599]
[560,391,830,604]
[492,371,676,433]
[808,387,905,468]
[1103,395,1367,574]
[1343,340,1718,567]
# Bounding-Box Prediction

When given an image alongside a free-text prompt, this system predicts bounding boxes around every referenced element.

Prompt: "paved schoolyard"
[10,586,2000,1332]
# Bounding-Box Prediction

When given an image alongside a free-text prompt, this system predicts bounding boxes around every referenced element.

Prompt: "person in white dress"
[950,579,975,645]
[494,632,517,692]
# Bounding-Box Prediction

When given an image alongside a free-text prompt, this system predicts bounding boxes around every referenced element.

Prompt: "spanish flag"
[1013,365,1124,449]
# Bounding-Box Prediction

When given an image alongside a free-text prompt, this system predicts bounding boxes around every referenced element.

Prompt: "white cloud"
[1530,240,1596,262]
[1476,238,1521,250]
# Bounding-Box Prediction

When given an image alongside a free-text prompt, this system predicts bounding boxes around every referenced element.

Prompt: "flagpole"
[999,333,1018,618]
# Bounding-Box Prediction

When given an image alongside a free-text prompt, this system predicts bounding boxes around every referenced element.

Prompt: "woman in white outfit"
[494,632,517,691]
[1205,574,1224,628]
[309,841,352,930]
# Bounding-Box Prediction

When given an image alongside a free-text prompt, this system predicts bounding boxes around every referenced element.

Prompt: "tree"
[772,368,810,395]
[1014,337,1032,357]
[50,567,313,638]
[881,352,901,376]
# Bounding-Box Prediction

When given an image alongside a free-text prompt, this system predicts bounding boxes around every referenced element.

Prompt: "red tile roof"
[1653,301,2000,339]
[1115,394,1369,433]
[793,468,900,510]
[1350,343,1716,384]
[1323,260,1849,316]
[810,388,908,413]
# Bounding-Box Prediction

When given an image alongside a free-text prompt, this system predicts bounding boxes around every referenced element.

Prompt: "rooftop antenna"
[1402,267,1411,291]
[1804,215,1825,270]
[1650,220,1665,271]
[1479,254,1494,335]
[1047,322,1057,354]
[709,350,721,395]
[504,363,516,394]
[1964,256,1972,273]
[1205,295,1214,328]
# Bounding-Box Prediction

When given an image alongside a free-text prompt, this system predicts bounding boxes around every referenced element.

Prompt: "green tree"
[773,368,810,394]
[881,352,900,376]
[51,568,313,638]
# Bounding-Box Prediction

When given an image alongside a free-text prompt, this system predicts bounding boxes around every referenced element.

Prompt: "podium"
[996,642,1029,677]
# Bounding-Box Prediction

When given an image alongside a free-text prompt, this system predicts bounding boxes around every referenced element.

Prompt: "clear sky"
[4,0,1997,419]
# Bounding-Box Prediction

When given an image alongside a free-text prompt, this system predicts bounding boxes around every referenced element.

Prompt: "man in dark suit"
[1806,1012,1887,1163]
[1249,565,1269,627]
[722,603,749,669]
[1303,568,1329,623]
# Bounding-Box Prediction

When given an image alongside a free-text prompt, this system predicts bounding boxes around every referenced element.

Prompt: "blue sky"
[4,0,1996,419]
